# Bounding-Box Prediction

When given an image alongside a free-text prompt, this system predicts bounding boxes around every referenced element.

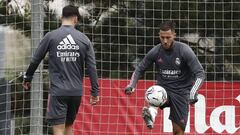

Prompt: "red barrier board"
[74,79,240,135]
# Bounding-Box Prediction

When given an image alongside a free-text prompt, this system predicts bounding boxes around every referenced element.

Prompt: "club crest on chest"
[175,57,181,65]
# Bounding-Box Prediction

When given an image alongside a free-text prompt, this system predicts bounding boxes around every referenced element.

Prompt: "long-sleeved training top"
[129,41,205,95]
[25,25,99,96]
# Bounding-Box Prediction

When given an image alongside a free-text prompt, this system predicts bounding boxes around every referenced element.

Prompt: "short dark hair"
[62,5,80,19]
[160,21,176,32]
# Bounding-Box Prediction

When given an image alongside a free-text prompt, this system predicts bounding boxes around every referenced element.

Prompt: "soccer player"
[124,21,205,135]
[22,5,99,135]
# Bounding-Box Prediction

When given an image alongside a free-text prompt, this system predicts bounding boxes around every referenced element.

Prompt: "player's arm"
[183,45,206,104]
[23,33,51,90]
[125,46,157,95]
[85,40,99,105]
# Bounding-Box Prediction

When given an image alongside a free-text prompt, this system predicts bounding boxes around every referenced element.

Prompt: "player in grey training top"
[128,41,204,96]
[125,21,205,135]
[22,5,99,135]
[24,25,99,97]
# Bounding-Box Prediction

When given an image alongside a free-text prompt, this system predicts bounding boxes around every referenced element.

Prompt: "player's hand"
[124,86,135,95]
[22,81,31,90]
[90,95,99,105]
[189,91,198,105]
[22,75,32,90]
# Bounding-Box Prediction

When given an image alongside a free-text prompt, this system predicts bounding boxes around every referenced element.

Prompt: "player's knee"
[172,122,185,135]
[53,124,65,135]
[65,122,73,128]
[173,130,184,135]
[173,128,179,135]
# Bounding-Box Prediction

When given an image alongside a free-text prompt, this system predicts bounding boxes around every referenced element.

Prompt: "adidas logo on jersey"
[57,34,79,50]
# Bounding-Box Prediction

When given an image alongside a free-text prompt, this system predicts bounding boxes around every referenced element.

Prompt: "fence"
[0,0,239,134]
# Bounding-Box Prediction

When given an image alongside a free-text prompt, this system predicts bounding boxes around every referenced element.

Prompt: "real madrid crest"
[175,57,181,65]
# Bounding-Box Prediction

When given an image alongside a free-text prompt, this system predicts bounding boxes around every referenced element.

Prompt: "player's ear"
[158,32,160,36]
[74,16,79,24]
[172,32,176,38]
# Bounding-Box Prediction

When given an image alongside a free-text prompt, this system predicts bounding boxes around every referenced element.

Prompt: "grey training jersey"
[129,41,205,95]
[25,25,99,96]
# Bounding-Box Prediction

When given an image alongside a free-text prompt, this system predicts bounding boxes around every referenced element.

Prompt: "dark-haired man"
[23,5,99,135]
[125,21,205,135]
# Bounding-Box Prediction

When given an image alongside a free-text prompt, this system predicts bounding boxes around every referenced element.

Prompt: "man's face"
[159,30,176,50]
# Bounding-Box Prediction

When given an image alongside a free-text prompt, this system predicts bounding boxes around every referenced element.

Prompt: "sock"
[148,106,158,122]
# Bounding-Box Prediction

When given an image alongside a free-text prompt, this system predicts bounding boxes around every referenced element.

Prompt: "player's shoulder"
[174,41,189,47]
[153,43,161,50]
[145,44,161,58]
[174,41,197,59]
[155,43,161,48]
[174,41,192,51]
[76,31,90,41]
[40,31,52,41]
[149,44,161,53]
[45,28,59,38]
[75,30,92,45]
[49,27,62,33]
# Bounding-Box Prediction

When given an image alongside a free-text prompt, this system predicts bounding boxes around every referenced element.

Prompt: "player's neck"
[61,19,76,26]
[164,41,175,51]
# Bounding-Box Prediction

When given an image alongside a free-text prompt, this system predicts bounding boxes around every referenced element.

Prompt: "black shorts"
[46,95,82,125]
[166,92,189,131]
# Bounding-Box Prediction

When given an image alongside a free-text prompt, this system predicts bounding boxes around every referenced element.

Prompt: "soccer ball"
[145,85,168,107]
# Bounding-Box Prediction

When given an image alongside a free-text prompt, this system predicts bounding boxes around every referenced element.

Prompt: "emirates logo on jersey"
[175,57,181,65]
[56,34,80,62]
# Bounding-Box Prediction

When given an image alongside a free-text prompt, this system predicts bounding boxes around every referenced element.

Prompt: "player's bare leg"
[65,123,73,135]
[172,122,184,135]
[53,124,65,135]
